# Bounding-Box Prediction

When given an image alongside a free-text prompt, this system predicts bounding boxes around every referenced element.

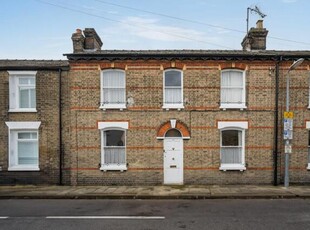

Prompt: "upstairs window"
[220,70,246,109]
[163,69,183,109]
[8,71,37,112]
[100,70,126,109]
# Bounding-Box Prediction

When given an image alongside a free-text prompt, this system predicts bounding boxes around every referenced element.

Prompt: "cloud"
[119,16,206,42]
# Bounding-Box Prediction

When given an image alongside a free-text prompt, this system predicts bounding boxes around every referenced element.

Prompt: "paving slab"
[1,185,310,199]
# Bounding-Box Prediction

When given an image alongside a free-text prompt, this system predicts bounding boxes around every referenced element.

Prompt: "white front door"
[164,138,183,184]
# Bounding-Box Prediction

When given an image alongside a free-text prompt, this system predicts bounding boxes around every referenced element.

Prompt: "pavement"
[1,185,310,199]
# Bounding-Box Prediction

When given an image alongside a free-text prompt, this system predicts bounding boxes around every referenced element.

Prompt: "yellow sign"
[284,111,294,119]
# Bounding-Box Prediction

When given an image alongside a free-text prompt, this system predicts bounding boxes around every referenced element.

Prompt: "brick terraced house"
[1,21,310,185]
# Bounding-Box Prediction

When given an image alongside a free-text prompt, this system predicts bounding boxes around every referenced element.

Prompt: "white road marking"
[46,216,165,219]
[0,217,8,219]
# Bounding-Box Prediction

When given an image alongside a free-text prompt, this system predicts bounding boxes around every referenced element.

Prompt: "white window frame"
[8,71,37,112]
[100,69,126,110]
[306,122,310,169]
[98,122,128,171]
[220,69,246,109]
[218,121,248,171]
[163,69,184,109]
[5,121,41,171]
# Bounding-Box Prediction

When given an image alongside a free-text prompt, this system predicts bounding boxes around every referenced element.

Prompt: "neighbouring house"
[1,20,310,185]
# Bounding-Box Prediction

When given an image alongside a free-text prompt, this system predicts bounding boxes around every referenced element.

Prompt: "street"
[0,199,310,230]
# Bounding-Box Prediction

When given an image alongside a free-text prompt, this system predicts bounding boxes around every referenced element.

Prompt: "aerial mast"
[247,6,267,34]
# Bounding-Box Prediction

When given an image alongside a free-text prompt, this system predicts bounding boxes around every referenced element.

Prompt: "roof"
[64,49,310,61]
[0,60,69,70]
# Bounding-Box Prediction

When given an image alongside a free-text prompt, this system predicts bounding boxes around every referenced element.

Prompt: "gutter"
[0,66,69,71]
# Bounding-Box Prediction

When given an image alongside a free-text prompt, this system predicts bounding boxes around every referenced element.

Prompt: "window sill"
[220,105,247,110]
[307,164,310,170]
[220,164,246,171]
[8,109,37,113]
[100,105,126,110]
[100,164,127,171]
[8,166,40,171]
[162,104,184,110]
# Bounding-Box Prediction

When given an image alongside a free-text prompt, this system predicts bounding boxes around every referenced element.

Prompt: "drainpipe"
[273,56,282,186]
[58,68,63,185]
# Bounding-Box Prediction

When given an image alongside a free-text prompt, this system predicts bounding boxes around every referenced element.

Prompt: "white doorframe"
[163,137,183,185]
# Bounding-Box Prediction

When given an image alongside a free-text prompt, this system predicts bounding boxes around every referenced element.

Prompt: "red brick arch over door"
[157,120,190,140]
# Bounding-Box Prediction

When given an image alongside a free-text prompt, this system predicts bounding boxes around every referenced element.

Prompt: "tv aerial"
[247,6,267,33]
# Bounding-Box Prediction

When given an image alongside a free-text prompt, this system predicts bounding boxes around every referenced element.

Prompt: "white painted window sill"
[8,166,40,171]
[100,105,126,110]
[100,164,127,171]
[162,105,184,110]
[8,109,37,113]
[220,105,247,110]
[307,164,310,170]
[220,164,246,171]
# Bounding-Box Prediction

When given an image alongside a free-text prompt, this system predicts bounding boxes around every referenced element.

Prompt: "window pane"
[18,132,37,139]
[19,78,29,84]
[18,133,31,139]
[104,130,125,146]
[308,130,310,146]
[30,88,36,108]
[165,71,181,86]
[104,147,126,164]
[103,88,125,104]
[221,88,242,104]
[103,71,125,88]
[222,130,241,146]
[18,141,38,165]
[165,88,182,104]
[165,129,182,137]
[30,78,35,85]
[19,88,30,108]
[222,71,243,87]
[221,147,242,164]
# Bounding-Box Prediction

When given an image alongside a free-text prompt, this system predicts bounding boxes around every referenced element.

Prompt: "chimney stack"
[241,20,268,51]
[71,29,85,53]
[71,28,103,53]
[83,28,103,51]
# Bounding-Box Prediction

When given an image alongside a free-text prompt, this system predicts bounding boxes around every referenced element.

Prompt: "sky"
[1,0,310,60]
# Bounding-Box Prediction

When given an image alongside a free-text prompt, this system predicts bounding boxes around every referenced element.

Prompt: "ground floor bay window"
[218,121,248,171]
[98,122,128,171]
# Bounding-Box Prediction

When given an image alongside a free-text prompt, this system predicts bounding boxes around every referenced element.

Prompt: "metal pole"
[284,72,290,188]
[246,8,249,34]
[283,58,304,188]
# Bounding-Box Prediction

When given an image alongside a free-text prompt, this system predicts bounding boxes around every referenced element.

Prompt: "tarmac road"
[0,199,310,230]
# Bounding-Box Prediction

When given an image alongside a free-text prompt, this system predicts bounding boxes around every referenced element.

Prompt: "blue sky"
[1,0,309,59]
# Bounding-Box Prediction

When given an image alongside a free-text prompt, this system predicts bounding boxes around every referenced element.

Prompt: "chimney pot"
[256,20,263,29]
